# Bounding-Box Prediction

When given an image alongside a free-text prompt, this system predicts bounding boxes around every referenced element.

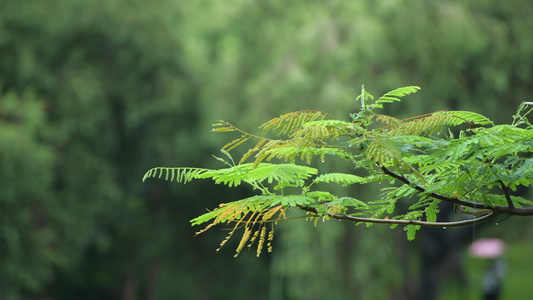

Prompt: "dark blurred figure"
[483,258,507,300]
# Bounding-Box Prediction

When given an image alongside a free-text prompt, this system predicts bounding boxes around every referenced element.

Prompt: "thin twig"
[381,166,533,216]
[297,205,497,228]
[498,180,514,208]
[380,166,486,209]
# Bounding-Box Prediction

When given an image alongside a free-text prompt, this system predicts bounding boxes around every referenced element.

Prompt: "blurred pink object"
[469,238,505,258]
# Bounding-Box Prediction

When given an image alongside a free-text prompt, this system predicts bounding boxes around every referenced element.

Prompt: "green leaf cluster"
[145,86,533,252]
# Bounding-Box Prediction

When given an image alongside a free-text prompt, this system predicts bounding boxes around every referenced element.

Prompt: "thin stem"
[297,205,497,228]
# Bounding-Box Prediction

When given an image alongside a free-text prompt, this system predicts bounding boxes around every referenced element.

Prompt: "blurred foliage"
[0,92,56,295]
[1,0,533,299]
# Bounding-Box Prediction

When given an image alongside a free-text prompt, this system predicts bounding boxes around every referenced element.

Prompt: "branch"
[380,166,486,209]
[498,180,514,208]
[381,166,533,216]
[297,205,497,228]
[492,205,533,216]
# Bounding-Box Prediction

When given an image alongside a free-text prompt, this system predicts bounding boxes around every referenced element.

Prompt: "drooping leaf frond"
[260,110,335,136]
[433,111,494,126]
[382,111,491,137]
[405,224,421,241]
[252,139,289,167]
[302,119,361,129]
[288,124,342,147]
[212,120,274,157]
[400,113,450,136]
[365,138,403,165]
[190,196,295,257]
[144,163,318,188]
[328,197,369,208]
[417,161,463,175]
[212,120,241,132]
[375,86,421,107]
[313,173,366,186]
[290,124,332,143]
[191,195,277,226]
[262,146,348,164]
[424,201,440,222]
[239,139,269,164]
[222,134,252,152]
[198,163,318,187]
[374,114,406,130]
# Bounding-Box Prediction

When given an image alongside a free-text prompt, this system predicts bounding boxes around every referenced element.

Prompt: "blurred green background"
[1,0,532,299]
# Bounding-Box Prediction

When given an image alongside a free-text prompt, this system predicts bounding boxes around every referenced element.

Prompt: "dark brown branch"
[491,205,533,216]
[381,166,533,217]
[380,166,486,209]
[498,180,514,208]
[459,206,492,215]
[290,158,533,228]
[297,205,497,228]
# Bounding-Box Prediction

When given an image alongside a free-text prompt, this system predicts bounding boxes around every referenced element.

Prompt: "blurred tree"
[0,91,57,297]
[0,0,269,299]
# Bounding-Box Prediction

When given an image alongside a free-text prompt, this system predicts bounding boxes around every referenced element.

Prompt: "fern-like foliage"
[191,198,288,257]
[313,173,366,186]
[260,110,335,136]
[202,163,318,187]
[374,86,421,107]
[433,111,494,126]
[144,163,318,188]
[145,85,533,252]
[142,167,210,183]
